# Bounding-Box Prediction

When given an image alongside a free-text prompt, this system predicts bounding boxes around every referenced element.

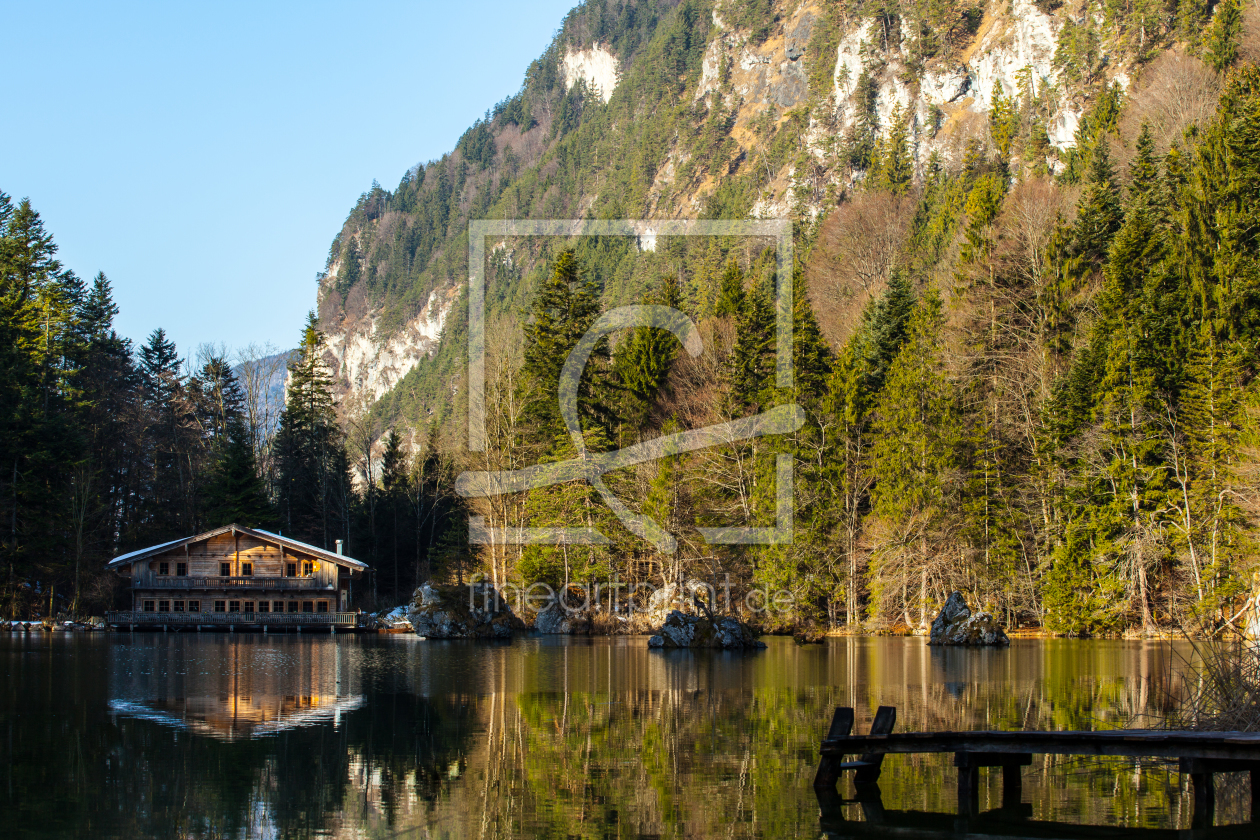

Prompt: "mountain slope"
[315,0,1178,421]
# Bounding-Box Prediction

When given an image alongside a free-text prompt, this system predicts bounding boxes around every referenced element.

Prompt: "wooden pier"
[815,706,1260,832]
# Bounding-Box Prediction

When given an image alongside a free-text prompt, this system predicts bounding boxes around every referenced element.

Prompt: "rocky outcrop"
[643,580,715,627]
[793,627,825,645]
[534,599,594,635]
[647,609,766,650]
[407,582,524,639]
[376,606,414,630]
[928,592,1010,647]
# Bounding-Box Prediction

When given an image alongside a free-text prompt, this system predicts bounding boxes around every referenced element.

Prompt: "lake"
[0,632,1250,838]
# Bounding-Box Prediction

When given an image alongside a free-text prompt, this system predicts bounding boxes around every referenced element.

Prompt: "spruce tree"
[616,276,683,431]
[857,272,916,394]
[274,312,346,548]
[1207,0,1243,71]
[713,259,745,317]
[726,282,775,409]
[867,291,957,626]
[520,250,609,445]
[202,420,272,529]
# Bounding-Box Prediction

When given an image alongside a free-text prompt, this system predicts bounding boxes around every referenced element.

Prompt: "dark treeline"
[0,195,468,617]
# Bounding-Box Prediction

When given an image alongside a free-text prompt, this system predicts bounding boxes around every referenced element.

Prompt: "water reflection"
[107,635,365,740]
[0,633,1249,839]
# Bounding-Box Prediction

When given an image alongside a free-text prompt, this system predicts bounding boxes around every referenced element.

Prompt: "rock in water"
[377,606,414,630]
[793,627,825,645]
[647,610,766,650]
[407,582,524,639]
[928,591,1010,646]
[533,597,593,635]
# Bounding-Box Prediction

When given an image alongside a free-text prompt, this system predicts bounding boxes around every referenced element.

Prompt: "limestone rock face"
[928,591,1010,647]
[407,582,524,639]
[647,610,766,650]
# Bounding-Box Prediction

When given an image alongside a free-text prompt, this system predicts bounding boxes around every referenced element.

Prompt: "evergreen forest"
[5,0,1260,635]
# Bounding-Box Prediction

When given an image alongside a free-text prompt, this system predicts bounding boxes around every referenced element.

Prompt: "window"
[274,601,285,613]
[302,601,314,613]
[143,600,155,612]
[286,562,297,577]
[258,601,269,613]
[241,562,253,576]
[244,601,255,613]
[176,562,187,577]
[302,561,314,576]
[187,600,200,612]
[220,562,231,577]
[228,600,240,613]
[158,561,169,576]
[157,600,170,612]
[316,601,329,614]
[287,601,299,613]
[214,600,226,613]
[173,600,185,613]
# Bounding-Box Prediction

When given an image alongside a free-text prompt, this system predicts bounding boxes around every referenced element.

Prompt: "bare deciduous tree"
[806,191,914,345]
[235,342,289,484]
[1122,52,1221,155]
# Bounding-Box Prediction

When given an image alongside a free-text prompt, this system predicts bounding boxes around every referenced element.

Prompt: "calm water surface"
[0,633,1249,838]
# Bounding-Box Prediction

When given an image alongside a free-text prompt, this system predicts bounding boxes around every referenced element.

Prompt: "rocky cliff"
[314,0,1180,429]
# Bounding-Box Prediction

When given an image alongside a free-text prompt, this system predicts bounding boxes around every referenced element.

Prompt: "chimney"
[335,539,343,555]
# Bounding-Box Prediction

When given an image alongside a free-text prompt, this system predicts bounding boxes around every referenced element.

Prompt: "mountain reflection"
[2,634,1249,839]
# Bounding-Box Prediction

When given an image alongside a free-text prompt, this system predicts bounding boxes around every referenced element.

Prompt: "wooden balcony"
[138,576,331,590]
[107,610,367,628]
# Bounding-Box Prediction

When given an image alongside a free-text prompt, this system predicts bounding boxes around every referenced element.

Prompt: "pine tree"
[202,420,272,529]
[379,427,412,599]
[521,250,609,444]
[274,312,347,548]
[821,344,874,624]
[726,282,775,409]
[713,259,745,317]
[1072,142,1124,268]
[791,265,831,402]
[988,82,1019,162]
[856,272,916,394]
[867,292,957,627]
[874,105,913,194]
[1207,0,1243,71]
[194,355,246,447]
[616,276,683,431]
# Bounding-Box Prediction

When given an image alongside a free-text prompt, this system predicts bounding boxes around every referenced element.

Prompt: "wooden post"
[955,753,980,818]
[1002,763,1022,808]
[813,707,855,791]
[854,706,897,785]
[1190,772,1215,828]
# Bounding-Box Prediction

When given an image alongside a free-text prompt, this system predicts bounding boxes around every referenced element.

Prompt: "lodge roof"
[106,524,368,571]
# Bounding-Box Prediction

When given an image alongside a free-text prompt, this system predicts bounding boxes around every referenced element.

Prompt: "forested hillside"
[313,0,1260,634]
[5,0,1260,633]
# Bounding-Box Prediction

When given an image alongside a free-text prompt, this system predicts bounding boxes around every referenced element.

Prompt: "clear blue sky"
[1,1,578,357]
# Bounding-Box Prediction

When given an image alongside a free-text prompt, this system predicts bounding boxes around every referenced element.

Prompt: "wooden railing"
[137,576,329,590]
[107,611,366,627]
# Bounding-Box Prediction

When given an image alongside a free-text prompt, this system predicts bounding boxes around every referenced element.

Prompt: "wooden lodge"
[105,524,369,630]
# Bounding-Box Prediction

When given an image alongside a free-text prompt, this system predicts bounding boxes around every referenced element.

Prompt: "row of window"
[142,600,330,613]
[155,561,317,577]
